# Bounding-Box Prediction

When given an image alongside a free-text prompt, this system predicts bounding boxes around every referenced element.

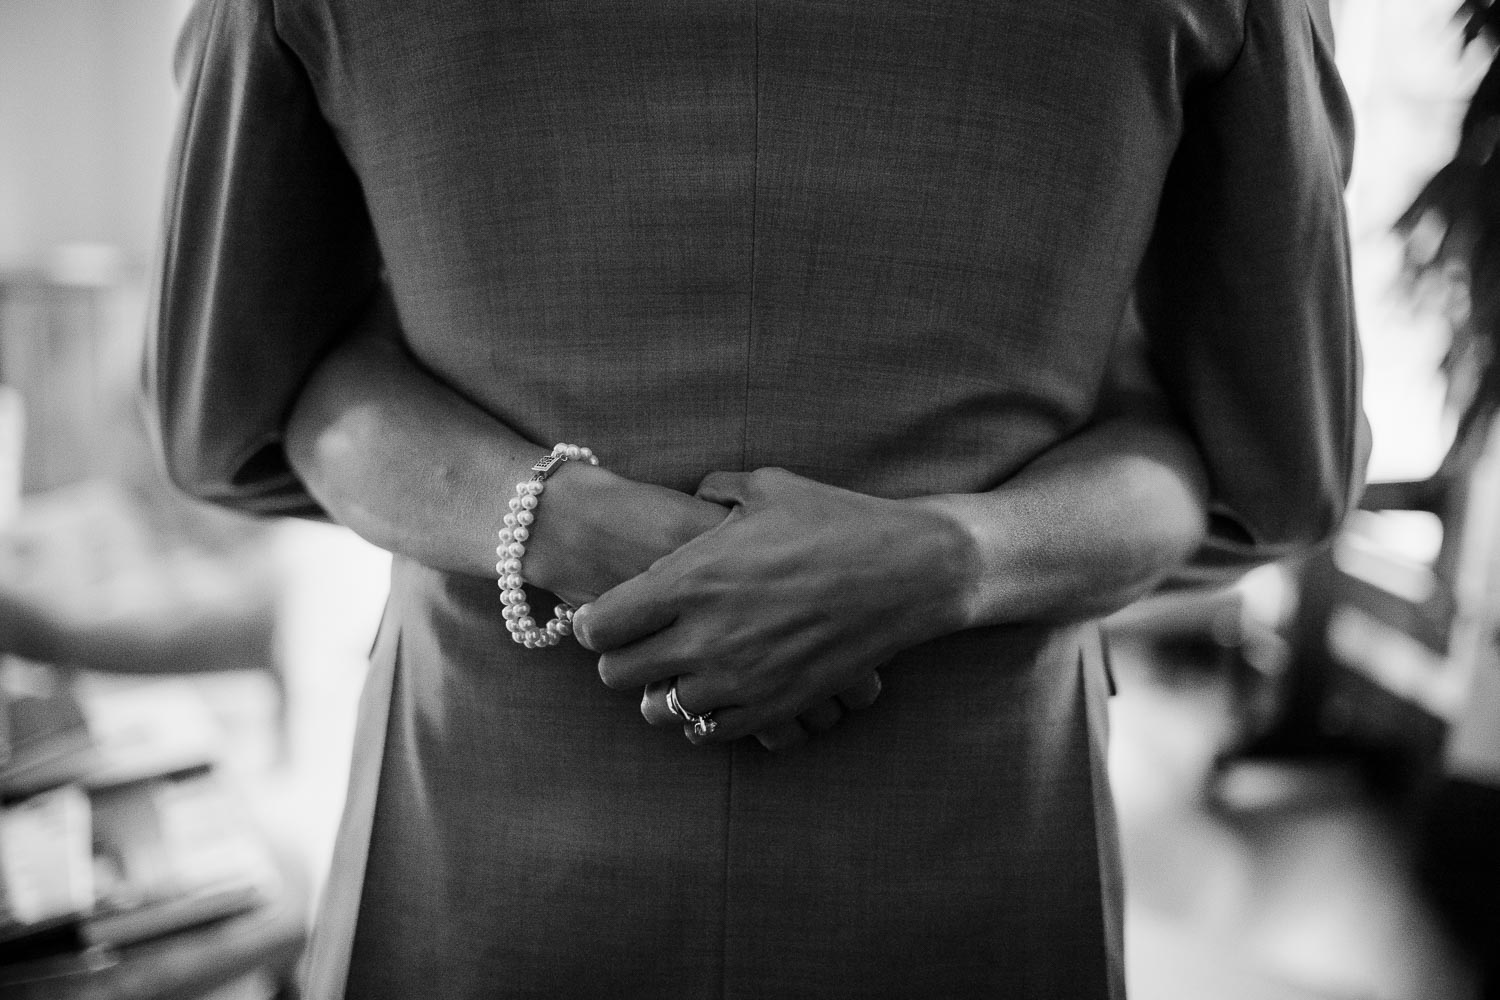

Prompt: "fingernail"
[572,604,593,649]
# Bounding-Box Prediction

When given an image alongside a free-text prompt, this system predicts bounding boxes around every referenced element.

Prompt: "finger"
[796,698,845,736]
[687,697,797,746]
[694,470,753,506]
[640,679,677,727]
[572,569,677,653]
[751,720,809,752]
[666,671,747,723]
[596,628,692,690]
[837,671,883,712]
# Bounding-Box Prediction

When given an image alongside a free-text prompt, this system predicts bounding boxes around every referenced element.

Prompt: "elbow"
[284,397,402,541]
[1076,454,1211,609]
[1212,405,1371,563]
[1121,458,1211,576]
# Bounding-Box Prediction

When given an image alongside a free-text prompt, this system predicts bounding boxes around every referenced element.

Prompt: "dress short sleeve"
[144,0,381,517]
[1138,0,1369,569]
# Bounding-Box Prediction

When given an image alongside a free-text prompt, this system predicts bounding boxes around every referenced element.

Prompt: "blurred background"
[0,1,1497,998]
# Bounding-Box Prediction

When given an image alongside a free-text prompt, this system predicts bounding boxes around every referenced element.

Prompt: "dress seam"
[725,10,757,990]
[719,744,736,1000]
[738,0,760,474]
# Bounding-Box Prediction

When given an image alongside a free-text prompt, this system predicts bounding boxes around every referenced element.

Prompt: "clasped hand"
[573,468,973,749]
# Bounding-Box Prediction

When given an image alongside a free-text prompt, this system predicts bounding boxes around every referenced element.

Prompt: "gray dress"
[147,1,1364,996]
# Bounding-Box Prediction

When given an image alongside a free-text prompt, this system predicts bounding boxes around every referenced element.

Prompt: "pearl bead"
[497,444,597,651]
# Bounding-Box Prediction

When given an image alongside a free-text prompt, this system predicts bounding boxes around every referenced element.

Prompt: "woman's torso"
[277,0,1243,495]
[270,2,1249,996]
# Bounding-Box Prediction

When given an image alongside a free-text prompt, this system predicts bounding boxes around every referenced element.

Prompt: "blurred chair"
[1,268,305,998]
[1220,424,1494,791]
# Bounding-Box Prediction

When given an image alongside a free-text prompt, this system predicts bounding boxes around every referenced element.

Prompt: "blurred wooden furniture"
[1,669,307,1000]
[0,854,305,1000]
[1216,412,1500,791]
[1,271,305,997]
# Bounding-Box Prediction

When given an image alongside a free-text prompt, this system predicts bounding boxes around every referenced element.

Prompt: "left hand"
[573,468,975,743]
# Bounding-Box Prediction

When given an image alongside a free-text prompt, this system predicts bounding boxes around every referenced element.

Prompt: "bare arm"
[283,294,723,607]
[286,294,1205,623]
[584,418,1208,743]
[284,298,1209,747]
[284,302,883,748]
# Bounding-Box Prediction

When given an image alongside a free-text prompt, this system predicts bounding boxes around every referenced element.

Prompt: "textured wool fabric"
[147,1,1364,997]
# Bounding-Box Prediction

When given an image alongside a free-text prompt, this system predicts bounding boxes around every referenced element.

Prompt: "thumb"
[571,568,677,655]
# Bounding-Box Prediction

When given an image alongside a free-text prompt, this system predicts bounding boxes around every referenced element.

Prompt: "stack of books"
[0,663,281,970]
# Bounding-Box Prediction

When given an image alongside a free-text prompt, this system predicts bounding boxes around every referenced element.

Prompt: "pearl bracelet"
[497,443,600,648]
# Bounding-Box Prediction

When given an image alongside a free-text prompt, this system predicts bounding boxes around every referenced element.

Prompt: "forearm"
[920,414,1210,630]
[581,416,1210,737]
[283,323,721,599]
[286,311,1207,631]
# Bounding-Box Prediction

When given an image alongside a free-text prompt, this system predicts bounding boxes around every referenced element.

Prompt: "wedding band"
[666,682,717,737]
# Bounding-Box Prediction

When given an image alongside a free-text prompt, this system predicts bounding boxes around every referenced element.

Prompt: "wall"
[0,0,190,275]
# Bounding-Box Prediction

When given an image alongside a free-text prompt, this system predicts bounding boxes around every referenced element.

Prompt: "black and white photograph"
[1,1,1498,997]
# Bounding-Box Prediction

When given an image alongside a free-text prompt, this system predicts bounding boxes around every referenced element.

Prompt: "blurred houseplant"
[1399,0,1500,453]
[1396,2,1500,994]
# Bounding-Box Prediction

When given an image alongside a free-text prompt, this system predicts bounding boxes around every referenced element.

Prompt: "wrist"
[508,457,611,597]
[496,445,604,647]
[515,460,725,601]
[904,494,985,636]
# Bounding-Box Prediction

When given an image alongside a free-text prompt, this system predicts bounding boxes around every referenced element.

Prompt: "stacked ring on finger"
[666,681,718,736]
[497,443,599,649]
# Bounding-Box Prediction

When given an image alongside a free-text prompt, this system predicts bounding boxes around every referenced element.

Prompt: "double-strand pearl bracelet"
[497,443,600,648]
